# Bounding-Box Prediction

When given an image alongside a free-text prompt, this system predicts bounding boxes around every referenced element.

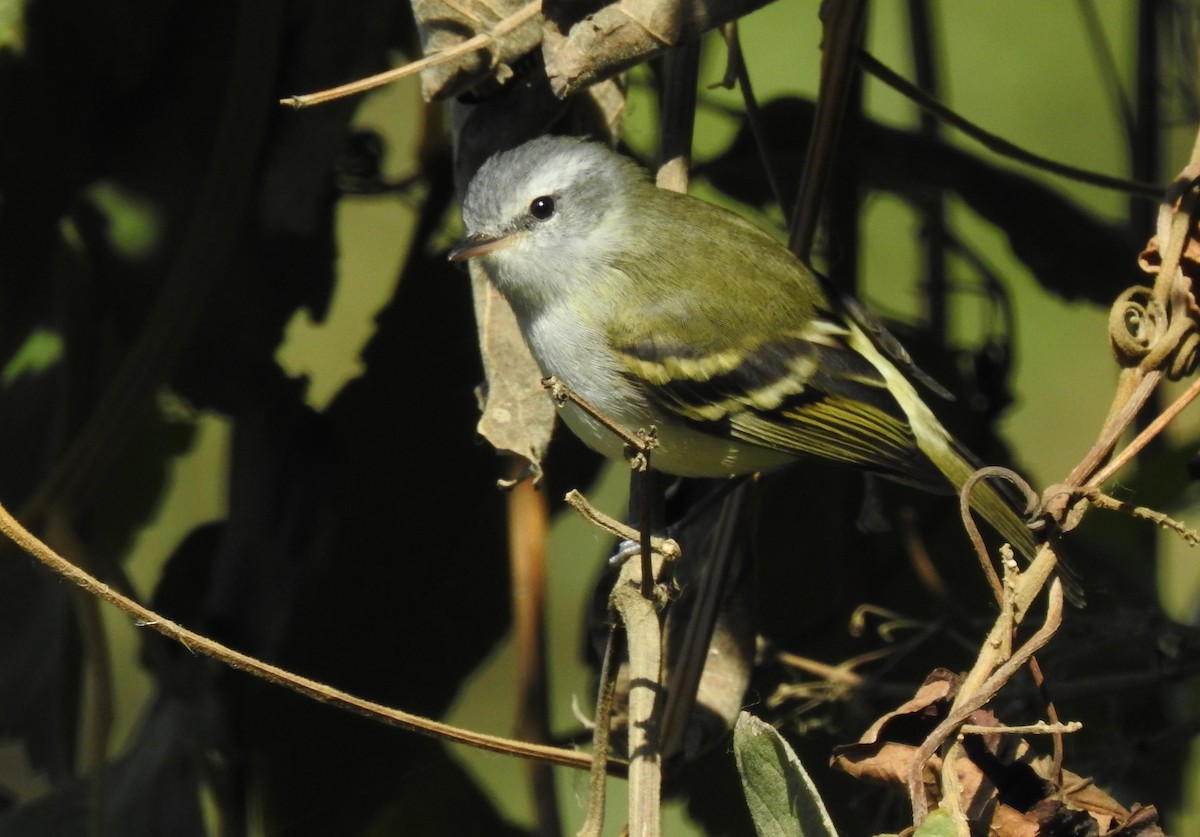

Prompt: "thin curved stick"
[908,579,1064,823]
[280,2,541,107]
[858,51,1161,197]
[958,466,1039,605]
[0,501,592,771]
[1089,374,1200,487]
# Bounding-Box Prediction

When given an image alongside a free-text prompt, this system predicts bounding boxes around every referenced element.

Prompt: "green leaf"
[911,808,963,837]
[734,711,840,837]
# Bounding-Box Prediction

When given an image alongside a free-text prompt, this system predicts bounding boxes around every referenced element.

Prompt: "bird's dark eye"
[529,196,556,220]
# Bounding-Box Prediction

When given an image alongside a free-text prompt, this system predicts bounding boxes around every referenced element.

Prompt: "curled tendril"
[1106,283,1197,377]
[1108,286,1164,366]
[1169,329,1200,379]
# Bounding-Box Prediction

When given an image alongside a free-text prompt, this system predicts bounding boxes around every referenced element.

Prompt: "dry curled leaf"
[469,269,555,483]
[542,0,775,97]
[415,0,777,102]
[413,0,542,100]
[831,670,1160,837]
[841,667,960,749]
[1139,230,1200,282]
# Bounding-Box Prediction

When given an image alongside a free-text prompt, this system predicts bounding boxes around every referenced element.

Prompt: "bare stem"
[0,500,593,770]
[544,377,657,464]
[280,2,542,108]
[612,569,667,837]
[957,466,1037,605]
[958,720,1082,735]
[578,623,621,837]
[1089,372,1200,487]
[858,51,1160,197]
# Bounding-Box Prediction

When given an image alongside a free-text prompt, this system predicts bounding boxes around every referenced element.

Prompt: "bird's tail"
[843,316,1084,605]
[923,429,1085,607]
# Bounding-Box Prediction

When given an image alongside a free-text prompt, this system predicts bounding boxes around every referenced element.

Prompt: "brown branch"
[1048,136,1200,533]
[0,500,592,771]
[506,469,561,831]
[1082,489,1200,545]
[958,720,1082,736]
[1062,368,1161,490]
[1089,368,1200,488]
[611,566,668,837]
[578,622,621,837]
[280,1,542,108]
[544,377,657,467]
[563,490,680,563]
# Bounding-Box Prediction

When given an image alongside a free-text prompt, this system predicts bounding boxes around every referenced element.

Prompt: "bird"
[448,134,1046,569]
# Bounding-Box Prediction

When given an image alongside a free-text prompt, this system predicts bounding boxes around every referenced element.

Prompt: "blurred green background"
[1,0,1198,834]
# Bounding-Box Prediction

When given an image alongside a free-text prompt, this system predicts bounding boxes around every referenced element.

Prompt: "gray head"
[449,136,650,314]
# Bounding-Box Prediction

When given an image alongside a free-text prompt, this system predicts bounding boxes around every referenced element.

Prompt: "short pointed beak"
[448,231,517,262]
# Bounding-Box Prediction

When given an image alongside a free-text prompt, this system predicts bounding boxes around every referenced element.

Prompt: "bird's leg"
[628,466,663,598]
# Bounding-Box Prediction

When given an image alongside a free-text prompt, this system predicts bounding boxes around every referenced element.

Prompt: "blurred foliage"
[0,0,1198,835]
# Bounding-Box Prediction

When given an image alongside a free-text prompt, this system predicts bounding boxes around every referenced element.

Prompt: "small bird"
[449,135,1041,563]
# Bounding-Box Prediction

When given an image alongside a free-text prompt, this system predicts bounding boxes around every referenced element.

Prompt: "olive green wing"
[599,191,938,486]
[612,318,948,490]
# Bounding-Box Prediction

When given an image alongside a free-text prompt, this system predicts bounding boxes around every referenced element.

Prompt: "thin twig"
[1073,0,1135,142]
[1062,368,1161,489]
[578,622,621,837]
[958,720,1082,736]
[1026,655,1065,786]
[544,377,657,466]
[280,2,542,107]
[723,24,789,221]
[773,651,866,688]
[0,500,593,770]
[1083,489,1200,544]
[1089,372,1200,487]
[858,51,1161,197]
[563,490,681,562]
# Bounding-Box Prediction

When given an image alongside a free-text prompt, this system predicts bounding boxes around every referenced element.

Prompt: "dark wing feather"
[616,329,947,490]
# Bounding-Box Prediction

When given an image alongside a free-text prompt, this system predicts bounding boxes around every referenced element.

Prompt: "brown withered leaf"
[1107,804,1166,836]
[542,0,776,98]
[413,0,542,101]
[1057,770,1128,830]
[1139,230,1200,281]
[833,740,941,790]
[830,670,958,808]
[831,670,1161,837]
[840,667,959,749]
[469,269,555,483]
[415,0,778,103]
